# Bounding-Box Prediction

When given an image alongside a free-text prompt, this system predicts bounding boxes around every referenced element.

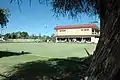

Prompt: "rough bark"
[88,0,120,80]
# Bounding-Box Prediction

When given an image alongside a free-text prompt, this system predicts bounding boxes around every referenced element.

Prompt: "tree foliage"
[30,34,38,39]
[4,31,29,39]
[9,0,99,19]
[0,8,9,28]
[51,33,55,38]
[51,0,99,19]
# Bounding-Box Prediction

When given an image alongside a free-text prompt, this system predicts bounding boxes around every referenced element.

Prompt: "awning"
[55,35,100,38]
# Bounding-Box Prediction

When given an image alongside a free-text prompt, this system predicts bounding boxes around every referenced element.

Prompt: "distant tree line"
[4,31,29,39]
[4,31,55,41]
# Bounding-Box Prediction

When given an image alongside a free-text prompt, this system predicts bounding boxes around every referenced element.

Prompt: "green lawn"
[0,43,96,74]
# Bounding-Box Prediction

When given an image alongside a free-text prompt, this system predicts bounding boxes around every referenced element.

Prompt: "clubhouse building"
[54,24,100,43]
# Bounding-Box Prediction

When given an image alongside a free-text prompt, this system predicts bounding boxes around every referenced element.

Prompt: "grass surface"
[0,43,96,74]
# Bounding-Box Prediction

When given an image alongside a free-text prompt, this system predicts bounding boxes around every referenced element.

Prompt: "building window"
[60,30,66,32]
[92,32,97,34]
[81,29,89,31]
[87,29,89,31]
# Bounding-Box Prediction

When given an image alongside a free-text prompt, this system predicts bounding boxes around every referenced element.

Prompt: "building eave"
[55,35,100,38]
[55,24,99,30]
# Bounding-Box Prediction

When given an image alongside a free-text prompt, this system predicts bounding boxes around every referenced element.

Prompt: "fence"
[7,39,41,43]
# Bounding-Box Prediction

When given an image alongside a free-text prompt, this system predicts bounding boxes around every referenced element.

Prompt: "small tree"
[50,33,55,42]
[21,32,29,39]
[0,8,9,38]
[38,33,41,39]
[30,34,37,39]
[16,31,21,39]
[11,32,17,39]
[51,33,55,38]
[4,33,11,40]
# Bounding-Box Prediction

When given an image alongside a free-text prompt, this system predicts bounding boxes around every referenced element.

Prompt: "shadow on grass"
[1,55,92,80]
[0,51,32,58]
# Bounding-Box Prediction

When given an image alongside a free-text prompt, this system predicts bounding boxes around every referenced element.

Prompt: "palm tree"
[5,0,120,79]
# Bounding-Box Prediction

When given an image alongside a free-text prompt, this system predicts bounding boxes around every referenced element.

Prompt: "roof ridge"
[57,24,96,26]
[55,24,99,30]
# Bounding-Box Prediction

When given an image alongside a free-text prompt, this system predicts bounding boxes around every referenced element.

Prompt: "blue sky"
[0,0,100,36]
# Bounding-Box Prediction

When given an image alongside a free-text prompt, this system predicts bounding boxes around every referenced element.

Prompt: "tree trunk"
[88,0,120,80]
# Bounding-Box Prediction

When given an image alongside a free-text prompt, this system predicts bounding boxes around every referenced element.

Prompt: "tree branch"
[84,48,90,56]
[0,73,9,79]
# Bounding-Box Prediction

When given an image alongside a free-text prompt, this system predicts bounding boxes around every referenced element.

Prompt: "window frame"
[59,29,66,32]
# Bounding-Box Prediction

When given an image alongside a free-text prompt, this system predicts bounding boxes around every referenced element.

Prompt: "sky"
[0,0,100,36]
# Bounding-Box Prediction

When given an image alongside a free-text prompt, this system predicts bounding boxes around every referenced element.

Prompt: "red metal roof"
[55,24,99,30]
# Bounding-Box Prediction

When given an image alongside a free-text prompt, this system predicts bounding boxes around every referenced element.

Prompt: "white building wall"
[91,37,99,43]
[56,28,92,36]
[91,37,95,43]
[95,38,99,43]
